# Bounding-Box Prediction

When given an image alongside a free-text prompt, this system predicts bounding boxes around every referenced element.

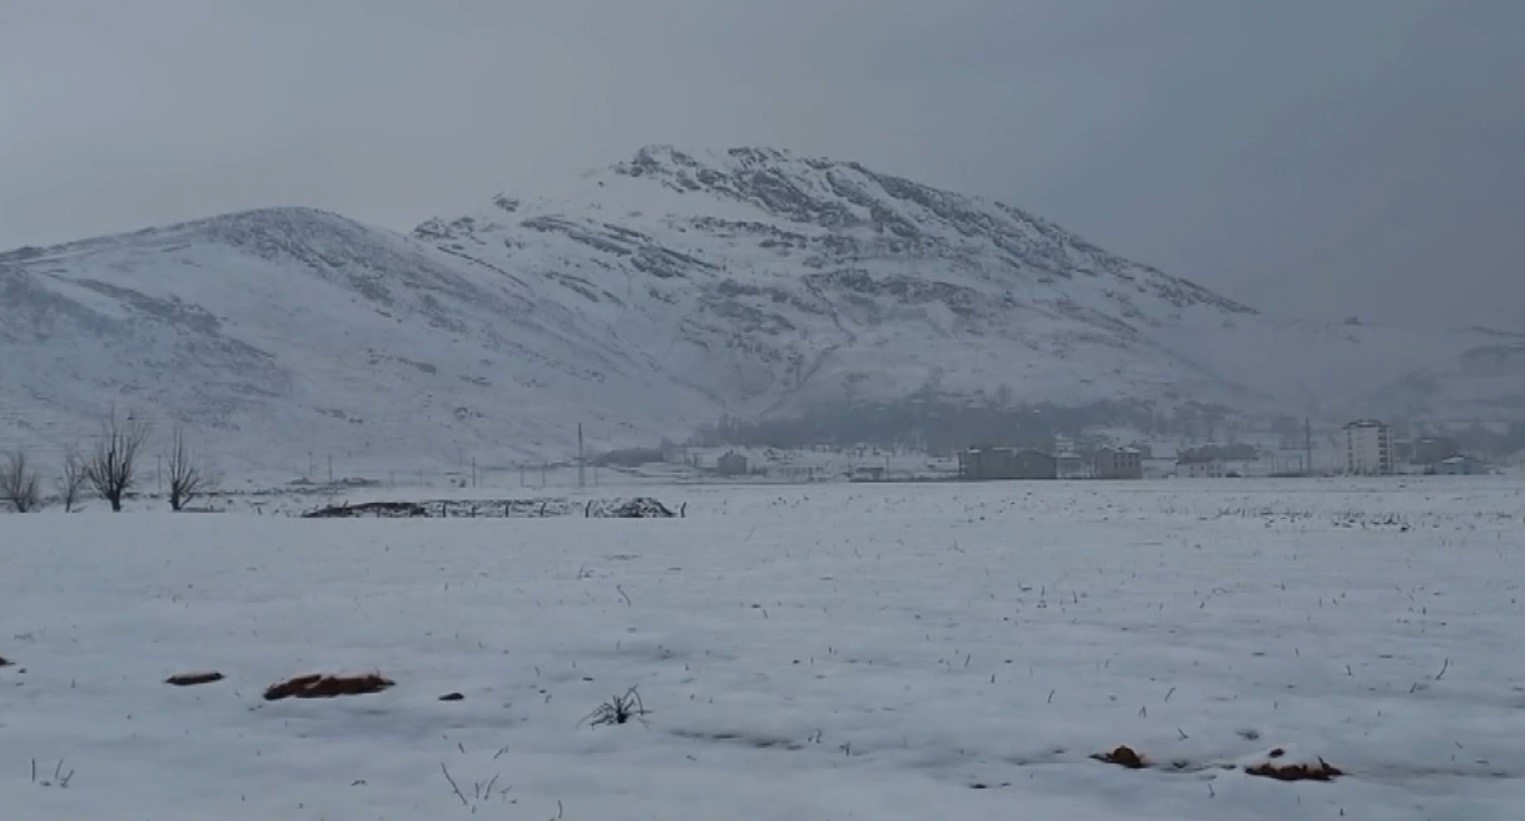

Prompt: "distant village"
[679,418,1495,483]
[957,418,1496,481]
[953,419,1488,481]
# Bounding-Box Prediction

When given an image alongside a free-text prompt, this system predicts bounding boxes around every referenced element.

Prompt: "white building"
[1343,420,1393,475]
[1177,454,1226,479]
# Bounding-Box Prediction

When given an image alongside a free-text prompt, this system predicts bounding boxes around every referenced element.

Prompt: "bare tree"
[164,426,213,511]
[84,410,152,512]
[1,450,42,512]
[56,447,89,513]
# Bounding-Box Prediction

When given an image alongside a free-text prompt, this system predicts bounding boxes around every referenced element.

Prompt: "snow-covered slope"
[1,147,1518,472]
[0,208,718,474]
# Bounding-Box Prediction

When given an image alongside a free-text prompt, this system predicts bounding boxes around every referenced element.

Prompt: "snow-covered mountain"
[415,146,1269,417]
[411,146,1523,425]
[1,146,1519,473]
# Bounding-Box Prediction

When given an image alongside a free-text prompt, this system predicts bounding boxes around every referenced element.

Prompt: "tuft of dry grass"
[263,672,394,701]
[579,686,649,727]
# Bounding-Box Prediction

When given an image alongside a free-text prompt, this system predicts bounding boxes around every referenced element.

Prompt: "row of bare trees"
[1,410,213,513]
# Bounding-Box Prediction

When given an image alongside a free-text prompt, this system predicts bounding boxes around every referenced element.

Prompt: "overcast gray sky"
[3,0,1522,327]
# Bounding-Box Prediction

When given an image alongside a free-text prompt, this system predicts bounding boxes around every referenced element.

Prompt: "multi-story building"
[1092,447,1143,480]
[1343,420,1393,475]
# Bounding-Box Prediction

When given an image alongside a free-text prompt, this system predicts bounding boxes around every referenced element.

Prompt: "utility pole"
[1304,417,1313,477]
[471,458,477,488]
[577,423,586,489]
[327,455,333,485]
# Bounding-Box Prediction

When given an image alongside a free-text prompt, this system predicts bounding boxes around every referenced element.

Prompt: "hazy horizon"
[4,1,1522,328]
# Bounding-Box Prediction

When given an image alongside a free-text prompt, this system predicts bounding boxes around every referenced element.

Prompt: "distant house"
[1093,447,1143,480]
[1433,455,1485,476]
[1343,420,1393,475]
[852,466,887,482]
[958,447,1057,480]
[1176,444,1260,479]
[716,451,749,477]
[1176,452,1226,479]
[1056,452,1087,480]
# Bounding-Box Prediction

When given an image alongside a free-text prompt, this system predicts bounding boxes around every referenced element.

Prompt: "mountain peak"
[625,144,800,171]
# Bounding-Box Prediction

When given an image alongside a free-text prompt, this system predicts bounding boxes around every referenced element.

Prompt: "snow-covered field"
[2,478,1522,819]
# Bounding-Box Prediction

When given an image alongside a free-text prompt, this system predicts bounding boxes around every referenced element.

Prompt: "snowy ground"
[2,478,1523,819]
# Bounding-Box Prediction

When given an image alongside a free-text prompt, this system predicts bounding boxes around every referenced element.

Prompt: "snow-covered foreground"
[2,478,1523,819]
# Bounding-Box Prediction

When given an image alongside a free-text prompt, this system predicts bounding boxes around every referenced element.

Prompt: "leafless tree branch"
[165,425,214,511]
[1,450,42,512]
[55,446,89,513]
[84,409,152,512]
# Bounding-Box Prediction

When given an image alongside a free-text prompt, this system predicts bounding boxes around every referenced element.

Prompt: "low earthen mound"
[1091,745,1146,769]
[264,673,394,700]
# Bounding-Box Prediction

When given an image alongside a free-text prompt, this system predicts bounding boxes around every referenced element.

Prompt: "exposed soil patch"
[439,692,465,702]
[305,501,429,519]
[0,654,11,668]
[263,673,394,700]
[1246,758,1344,782]
[165,671,224,687]
[1087,743,1342,782]
[1091,745,1146,769]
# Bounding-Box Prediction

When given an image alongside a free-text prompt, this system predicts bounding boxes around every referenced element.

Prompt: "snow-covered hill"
[1,146,1519,473]
[0,208,718,474]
